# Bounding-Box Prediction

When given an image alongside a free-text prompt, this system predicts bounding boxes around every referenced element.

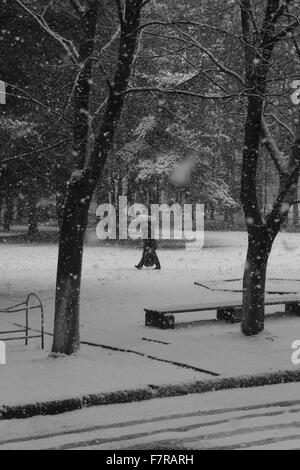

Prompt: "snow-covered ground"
[1,382,300,450]
[0,231,300,407]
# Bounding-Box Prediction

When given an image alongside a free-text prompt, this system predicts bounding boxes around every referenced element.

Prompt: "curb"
[1,368,300,421]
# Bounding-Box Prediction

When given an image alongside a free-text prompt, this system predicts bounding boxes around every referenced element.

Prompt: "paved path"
[1,383,300,450]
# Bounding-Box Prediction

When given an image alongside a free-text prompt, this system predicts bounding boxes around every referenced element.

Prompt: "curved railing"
[0,293,44,349]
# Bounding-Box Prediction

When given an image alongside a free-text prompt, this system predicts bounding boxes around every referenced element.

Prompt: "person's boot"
[135,264,143,270]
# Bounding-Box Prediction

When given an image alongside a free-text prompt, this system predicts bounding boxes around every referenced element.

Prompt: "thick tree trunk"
[241,96,266,334]
[52,175,92,355]
[56,191,65,231]
[52,0,143,355]
[240,0,284,336]
[242,109,300,336]
[51,0,100,355]
[241,226,274,335]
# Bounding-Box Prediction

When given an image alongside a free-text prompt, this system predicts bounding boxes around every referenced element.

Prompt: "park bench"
[144,295,300,329]
[0,293,45,348]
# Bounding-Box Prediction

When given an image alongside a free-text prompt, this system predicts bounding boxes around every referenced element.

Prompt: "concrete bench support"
[285,302,300,316]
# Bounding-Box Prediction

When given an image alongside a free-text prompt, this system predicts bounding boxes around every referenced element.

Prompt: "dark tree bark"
[240,0,300,335]
[241,96,274,335]
[52,175,91,354]
[16,196,25,224]
[242,226,273,334]
[51,0,100,355]
[52,0,143,355]
[241,110,300,335]
[224,209,234,225]
[3,195,14,231]
[293,201,299,227]
[28,192,39,237]
[209,203,215,221]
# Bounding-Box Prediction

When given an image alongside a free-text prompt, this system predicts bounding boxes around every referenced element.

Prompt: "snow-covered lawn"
[0,231,300,407]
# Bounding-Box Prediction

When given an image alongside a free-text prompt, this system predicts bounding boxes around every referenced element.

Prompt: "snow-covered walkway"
[0,231,300,407]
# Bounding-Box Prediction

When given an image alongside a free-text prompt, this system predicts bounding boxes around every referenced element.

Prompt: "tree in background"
[0,0,74,232]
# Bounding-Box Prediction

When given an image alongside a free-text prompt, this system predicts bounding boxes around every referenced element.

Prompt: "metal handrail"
[0,293,44,349]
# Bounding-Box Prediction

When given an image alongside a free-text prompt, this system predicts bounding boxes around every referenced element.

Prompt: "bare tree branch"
[69,0,86,17]
[292,30,300,58]
[116,0,125,27]
[7,83,73,124]
[261,116,287,174]
[119,86,240,100]
[14,0,79,62]
[134,20,241,40]
[271,0,293,24]
[264,113,294,138]
[100,26,120,55]
[173,26,245,86]
[266,162,300,229]
[139,0,152,10]
[272,17,300,43]
[240,0,254,82]
[1,140,71,164]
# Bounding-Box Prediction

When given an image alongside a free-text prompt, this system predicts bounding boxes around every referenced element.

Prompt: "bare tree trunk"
[240,0,288,335]
[28,193,39,236]
[16,196,25,224]
[241,226,273,335]
[224,208,234,225]
[293,201,299,227]
[242,106,300,335]
[3,195,14,231]
[52,0,143,355]
[52,0,100,355]
[56,191,65,231]
[52,177,91,354]
[241,95,269,334]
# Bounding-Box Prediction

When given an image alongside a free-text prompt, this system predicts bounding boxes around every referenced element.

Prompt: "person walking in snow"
[135,214,161,270]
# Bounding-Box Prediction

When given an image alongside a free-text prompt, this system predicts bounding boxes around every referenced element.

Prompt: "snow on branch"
[6,83,73,124]
[14,0,79,63]
[264,113,294,139]
[261,116,288,174]
[1,140,71,164]
[173,26,245,87]
[119,87,241,101]
[116,0,125,27]
[270,0,294,25]
[69,0,87,16]
[272,17,300,43]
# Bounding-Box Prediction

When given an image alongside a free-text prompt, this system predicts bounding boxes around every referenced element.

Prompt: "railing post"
[25,296,29,346]
[40,302,45,350]
[0,340,6,365]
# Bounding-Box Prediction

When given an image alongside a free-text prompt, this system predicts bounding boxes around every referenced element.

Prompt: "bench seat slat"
[145,296,300,315]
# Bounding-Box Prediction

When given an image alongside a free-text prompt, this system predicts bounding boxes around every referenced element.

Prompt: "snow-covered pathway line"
[1,383,300,450]
[11,319,220,376]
